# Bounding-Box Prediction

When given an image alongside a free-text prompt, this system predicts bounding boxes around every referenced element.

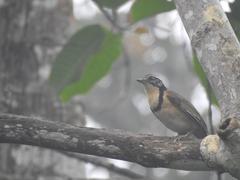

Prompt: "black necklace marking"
[152,88,165,112]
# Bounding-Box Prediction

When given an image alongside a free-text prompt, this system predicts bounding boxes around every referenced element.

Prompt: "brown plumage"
[137,74,208,139]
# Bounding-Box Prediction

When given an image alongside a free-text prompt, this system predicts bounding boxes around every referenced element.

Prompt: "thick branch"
[174,0,240,119]
[174,0,240,178]
[0,113,210,171]
[201,118,240,178]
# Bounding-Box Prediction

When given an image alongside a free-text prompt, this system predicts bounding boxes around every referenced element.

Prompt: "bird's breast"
[147,87,159,109]
[153,95,193,134]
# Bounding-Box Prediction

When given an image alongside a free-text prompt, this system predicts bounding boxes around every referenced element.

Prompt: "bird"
[137,74,208,139]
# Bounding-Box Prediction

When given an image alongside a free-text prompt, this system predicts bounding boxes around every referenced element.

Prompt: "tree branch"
[58,151,144,179]
[173,0,240,178]
[174,0,240,119]
[0,113,211,171]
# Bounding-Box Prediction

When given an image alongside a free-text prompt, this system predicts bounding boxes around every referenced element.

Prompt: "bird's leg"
[174,132,193,142]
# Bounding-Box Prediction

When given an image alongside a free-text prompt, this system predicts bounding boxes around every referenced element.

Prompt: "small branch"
[207,81,214,134]
[0,113,211,171]
[98,6,132,102]
[91,7,132,114]
[58,151,144,179]
[121,45,132,98]
[98,5,126,32]
[206,82,222,180]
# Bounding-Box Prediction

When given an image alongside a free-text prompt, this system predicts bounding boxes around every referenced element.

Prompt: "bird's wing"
[166,90,208,134]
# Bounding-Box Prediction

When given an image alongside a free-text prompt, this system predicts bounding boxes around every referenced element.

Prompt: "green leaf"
[93,0,128,9]
[59,29,122,102]
[50,25,105,91]
[130,0,175,23]
[193,53,219,106]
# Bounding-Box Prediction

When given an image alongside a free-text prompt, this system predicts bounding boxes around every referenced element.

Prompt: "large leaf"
[130,0,175,23]
[50,25,105,91]
[60,29,122,101]
[193,53,218,106]
[93,0,128,9]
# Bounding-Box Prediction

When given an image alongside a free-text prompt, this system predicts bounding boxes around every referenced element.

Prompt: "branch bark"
[174,0,240,119]
[0,113,210,171]
[174,0,240,178]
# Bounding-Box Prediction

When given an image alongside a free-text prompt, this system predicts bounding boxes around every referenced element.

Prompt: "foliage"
[92,0,128,9]
[130,0,175,22]
[50,0,239,102]
[50,0,178,102]
[50,25,122,101]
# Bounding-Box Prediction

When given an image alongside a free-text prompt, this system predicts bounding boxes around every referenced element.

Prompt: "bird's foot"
[174,132,193,142]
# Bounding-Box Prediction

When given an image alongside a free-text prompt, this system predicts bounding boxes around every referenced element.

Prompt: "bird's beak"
[137,79,146,84]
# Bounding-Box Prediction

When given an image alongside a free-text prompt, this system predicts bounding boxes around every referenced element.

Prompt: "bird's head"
[137,74,167,109]
[137,74,166,91]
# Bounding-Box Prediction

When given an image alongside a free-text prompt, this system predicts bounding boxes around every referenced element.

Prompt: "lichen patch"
[4,125,10,128]
[201,135,220,153]
[39,129,48,134]
[87,139,120,153]
[184,11,193,20]
[206,43,217,51]
[16,124,23,127]
[71,137,78,143]
[203,5,225,25]
[44,132,71,143]
[222,40,239,57]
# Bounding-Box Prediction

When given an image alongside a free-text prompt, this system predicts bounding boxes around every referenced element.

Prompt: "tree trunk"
[0,0,85,179]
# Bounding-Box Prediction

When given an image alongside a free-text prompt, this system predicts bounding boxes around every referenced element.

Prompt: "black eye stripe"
[143,75,166,90]
[147,76,162,86]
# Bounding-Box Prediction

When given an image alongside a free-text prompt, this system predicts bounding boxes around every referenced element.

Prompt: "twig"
[206,81,214,134]
[100,7,132,98]
[207,82,221,180]
[97,5,126,32]
[58,151,144,179]
[121,46,131,98]
[92,5,132,115]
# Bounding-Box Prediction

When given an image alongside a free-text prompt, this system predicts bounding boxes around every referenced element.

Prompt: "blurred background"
[0,0,239,179]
